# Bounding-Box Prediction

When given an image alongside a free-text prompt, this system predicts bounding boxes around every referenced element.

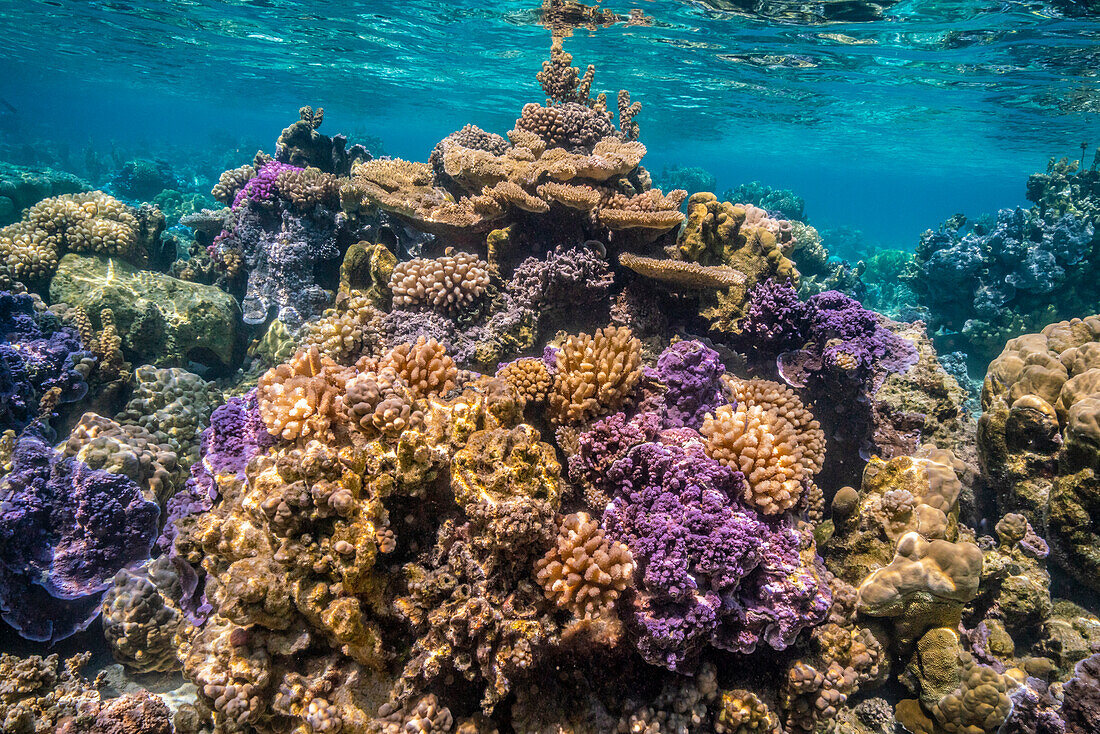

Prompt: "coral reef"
[0,191,164,286]
[906,157,1099,368]
[4,32,1100,734]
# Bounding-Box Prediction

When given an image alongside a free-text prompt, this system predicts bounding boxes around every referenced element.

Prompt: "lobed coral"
[979,315,1100,591]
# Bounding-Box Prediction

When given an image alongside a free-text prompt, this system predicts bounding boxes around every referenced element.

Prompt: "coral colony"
[1,33,1100,734]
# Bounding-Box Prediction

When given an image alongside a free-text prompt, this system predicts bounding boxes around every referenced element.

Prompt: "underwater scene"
[1,0,1100,732]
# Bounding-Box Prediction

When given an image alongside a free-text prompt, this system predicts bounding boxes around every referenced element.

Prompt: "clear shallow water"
[0,0,1097,245]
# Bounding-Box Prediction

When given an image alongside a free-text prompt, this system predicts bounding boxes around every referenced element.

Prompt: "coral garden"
[2,36,1100,734]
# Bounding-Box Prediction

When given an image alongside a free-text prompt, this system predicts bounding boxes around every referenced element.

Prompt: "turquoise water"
[0,0,1097,246]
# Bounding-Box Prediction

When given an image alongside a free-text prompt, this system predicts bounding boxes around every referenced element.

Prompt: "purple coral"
[806,290,917,377]
[738,284,917,389]
[0,428,158,642]
[232,161,301,209]
[567,411,662,506]
[647,340,726,429]
[159,390,272,623]
[737,279,812,358]
[715,518,831,654]
[0,292,91,433]
[603,441,767,671]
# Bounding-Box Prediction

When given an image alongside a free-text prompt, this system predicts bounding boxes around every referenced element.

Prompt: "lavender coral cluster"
[738,281,917,389]
[604,439,830,671]
[579,339,831,672]
[159,390,273,621]
[0,291,92,433]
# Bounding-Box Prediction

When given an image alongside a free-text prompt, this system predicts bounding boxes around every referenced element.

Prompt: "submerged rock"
[49,253,240,369]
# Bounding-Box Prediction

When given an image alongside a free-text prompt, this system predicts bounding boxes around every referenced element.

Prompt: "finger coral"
[535,511,634,621]
[389,251,491,314]
[701,400,818,515]
[550,326,642,423]
[258,345,350,441]
[379,335,457,399]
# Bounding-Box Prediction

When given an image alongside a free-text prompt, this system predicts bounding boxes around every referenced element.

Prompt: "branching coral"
[701,381,824,516]
[389,251,490,314]
[535,511,634,621]
[550,326,642,423]
[379,336,457,399]
[906,158,1099,367]
[604,441,828,670]
[258,345,349,442]
[0,191,163,284]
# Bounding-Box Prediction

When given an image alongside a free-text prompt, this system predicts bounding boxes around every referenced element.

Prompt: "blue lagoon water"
[0,0,1096,246]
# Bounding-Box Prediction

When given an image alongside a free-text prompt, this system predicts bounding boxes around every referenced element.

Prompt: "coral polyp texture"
[1,27,1100,734]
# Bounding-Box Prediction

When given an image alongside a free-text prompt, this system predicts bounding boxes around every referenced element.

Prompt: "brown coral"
[211,164,256,205]
[535,512,634,620]
[296,290,383,365]
[258,346,350,441]
[275,166,341,211]
[699,385,822,517]
[379,336,457,400]
[389,252,491,314]
[345,368,423,440]
[496,358,552,407]
[0,192,154,283]
[549,326,643,423]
